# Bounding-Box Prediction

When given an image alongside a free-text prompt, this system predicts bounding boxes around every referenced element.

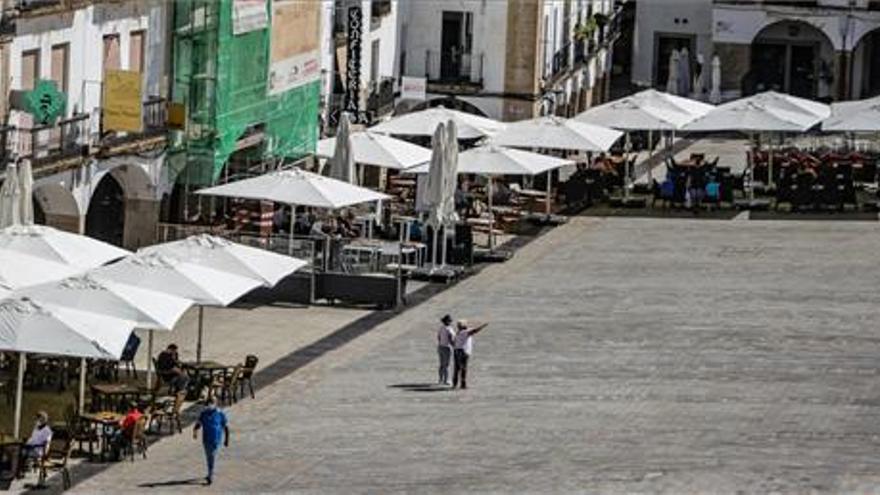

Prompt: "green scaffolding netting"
[171,0,319,186]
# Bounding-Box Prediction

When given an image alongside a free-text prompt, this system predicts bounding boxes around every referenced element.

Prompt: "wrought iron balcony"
[425,49,484,91]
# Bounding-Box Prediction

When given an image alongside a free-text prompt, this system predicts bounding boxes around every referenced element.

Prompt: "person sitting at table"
[18,411,52,476]
[110,402,143,461]
[156,344,189,393]
[335,211,358,238]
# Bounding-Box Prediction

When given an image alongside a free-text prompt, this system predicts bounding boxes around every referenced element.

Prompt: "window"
[129,30,145,73]
[51,43,69,94]
[21,49,40,91]
[371,39,380,83]
[103,34,121,73]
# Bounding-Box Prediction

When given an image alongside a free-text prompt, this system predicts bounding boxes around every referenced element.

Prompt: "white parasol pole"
[78,358,86,414]
[196,306,204,363]
[545,170,552,216]
[440,224,447,267]
[488,176,495,250]
[288,204,297,256]
[748,133,756,202]
[624,132,632,201]
[146,330,154,389]
[647,129,654,184]
[13,352,25,438]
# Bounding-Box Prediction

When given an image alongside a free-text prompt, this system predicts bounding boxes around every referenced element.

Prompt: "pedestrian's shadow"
[388,383,452,393]
[138,478,206,488]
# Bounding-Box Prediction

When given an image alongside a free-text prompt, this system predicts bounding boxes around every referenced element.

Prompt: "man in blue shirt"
[192,397,229,485]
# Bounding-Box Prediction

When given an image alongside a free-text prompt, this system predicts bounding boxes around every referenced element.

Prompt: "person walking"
[452,320,489,390]
[437,314,456,385]
[193,397,229,486]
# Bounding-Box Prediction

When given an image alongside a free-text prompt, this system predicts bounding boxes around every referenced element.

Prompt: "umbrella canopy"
[575,89,714,131]
[370,106,505,140]
[195,168,389,209]
[94,252,264,307]
[16,275,192,331]
[317,131,431,170]
[710,55,722,104]
[0,224,129,270]
[327,113,356,183]
[683,91,831,132]
[18,161,33,226]
[423,123,447,228]
[412,145,574,176]
[0,163,21,228]
[0,253,85,290]
[139,234,307,287]
[822,95,880,132]
[0,297,137,359]
[490,116,622,152]
[442,120,460,226]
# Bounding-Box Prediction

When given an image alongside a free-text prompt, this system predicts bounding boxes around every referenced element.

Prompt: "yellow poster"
[103,70,142,132]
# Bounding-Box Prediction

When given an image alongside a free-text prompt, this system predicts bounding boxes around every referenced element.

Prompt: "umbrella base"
[734,199,772,211]
[411,265,465,283]
[525,213,568,226]
[473,248,513,263]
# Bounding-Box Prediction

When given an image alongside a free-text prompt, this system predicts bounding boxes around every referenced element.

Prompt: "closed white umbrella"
[439,120,460,265]
[371,106,505,140]
[317,131,431,170]
[18,161,33,226]
[94,252,265,362]
[423,123,446,266]
[0,163,21,228]
[666,50,680,95]
[822,95,880,132]
[678,48,691,97]
[710,55,722,105]
[490,116,623,152]
[0,297,137,437]
[692,54,705,100]
[327,113,356,184]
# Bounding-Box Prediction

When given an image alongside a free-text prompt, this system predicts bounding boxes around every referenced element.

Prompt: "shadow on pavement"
[389,383,453,393]
[137,478,205,488]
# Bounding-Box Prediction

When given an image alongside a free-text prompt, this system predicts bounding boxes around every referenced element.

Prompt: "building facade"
[396,0,625,122]
[0,0,170,249]
[634,0,880,101]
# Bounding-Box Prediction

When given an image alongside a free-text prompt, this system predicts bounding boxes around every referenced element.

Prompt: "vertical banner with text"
[344,6,363,122]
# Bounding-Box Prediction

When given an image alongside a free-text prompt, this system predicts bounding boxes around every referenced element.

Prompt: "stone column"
[43,213,84,234]
[123,198,160,250]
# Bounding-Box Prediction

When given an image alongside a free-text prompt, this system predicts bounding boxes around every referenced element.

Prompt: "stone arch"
[32,183,80,233]
[745,20,835,99]
[410,96,492,118]
[85,162,159,249]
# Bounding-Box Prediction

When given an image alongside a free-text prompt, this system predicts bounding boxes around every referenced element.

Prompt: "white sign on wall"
[400,76,427,101]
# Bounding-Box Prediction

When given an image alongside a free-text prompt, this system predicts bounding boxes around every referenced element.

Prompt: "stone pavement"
[65,216,880,493]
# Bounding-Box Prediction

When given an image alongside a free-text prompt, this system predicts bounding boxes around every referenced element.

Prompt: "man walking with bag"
[452,320,489,390]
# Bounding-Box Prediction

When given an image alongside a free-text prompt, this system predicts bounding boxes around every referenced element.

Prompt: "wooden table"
[79,412,124,462]
[182,361,231,400]
[91,383,148,413]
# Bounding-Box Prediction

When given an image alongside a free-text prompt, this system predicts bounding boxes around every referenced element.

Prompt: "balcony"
[425,49,484,93]
[1,97,168,177]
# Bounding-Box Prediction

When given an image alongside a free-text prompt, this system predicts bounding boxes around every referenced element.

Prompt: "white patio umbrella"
[137,234,305,384]
[0,297,137,437]
[18,161,33,226]
[666,50,680,95]
[94,252,265,363]
[490,116,623,207]
[692,54,705,101]
[196,168,389,257]
[683,91,831,193]
[575,89,713,183]
[317,131,431,170]
[0,225,130,289]
[439,120,460,265]
[710,55,722,104]
[371,106,505,140]
[0,163,21,228]
[15,274,193,409]
[413,145,573,248]
[678,48,691,97]
[327,112,356,184]
[423,123,447,266]
[822,95,880,132]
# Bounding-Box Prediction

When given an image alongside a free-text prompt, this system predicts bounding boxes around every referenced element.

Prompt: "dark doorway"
[440,11,472,81]
[655,35,693,88]
[86,173,124,246]
[751,43,787,92]
[861,30,880,97]
[789,45,816,97]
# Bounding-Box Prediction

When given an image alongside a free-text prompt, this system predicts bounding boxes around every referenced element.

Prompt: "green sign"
[25,80,66,125]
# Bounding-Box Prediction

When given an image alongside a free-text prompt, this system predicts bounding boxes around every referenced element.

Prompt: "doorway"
[440,11,472,81]
[86,174,125,246]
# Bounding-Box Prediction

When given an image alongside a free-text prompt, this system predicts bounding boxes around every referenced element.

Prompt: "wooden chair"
[239,355,259,400]
[149,392,185,435]
[38,437,73,490]
[210,366,243,405]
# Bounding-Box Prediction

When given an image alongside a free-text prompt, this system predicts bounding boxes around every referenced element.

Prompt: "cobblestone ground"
[67,217,880,494]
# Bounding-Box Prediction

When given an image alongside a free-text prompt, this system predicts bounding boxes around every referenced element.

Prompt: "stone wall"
[714,42,750,95]
[123,198,159,250]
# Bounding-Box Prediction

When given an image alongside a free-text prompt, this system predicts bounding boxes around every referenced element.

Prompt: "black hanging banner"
[345,6,363,121]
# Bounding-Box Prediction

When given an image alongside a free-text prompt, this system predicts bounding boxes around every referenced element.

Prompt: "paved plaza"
[64,216,880,494]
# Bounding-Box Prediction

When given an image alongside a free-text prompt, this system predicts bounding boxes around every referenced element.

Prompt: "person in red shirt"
[110,402,143,461]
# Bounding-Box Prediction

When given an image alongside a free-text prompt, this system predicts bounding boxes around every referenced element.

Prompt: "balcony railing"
[1,97,168,175]
[425,49,484,87]
[551,42,572,78]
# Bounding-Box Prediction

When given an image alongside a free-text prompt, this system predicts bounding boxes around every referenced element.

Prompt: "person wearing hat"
[437,314,456,385]
[452,320,489,390]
